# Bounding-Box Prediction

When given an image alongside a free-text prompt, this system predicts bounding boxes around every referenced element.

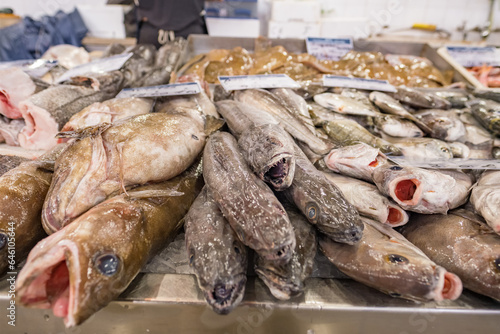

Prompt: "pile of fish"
[0,41,500,329]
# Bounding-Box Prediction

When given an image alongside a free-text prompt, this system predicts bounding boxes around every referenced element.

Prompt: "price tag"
[55,53,133,83]
[116,82,202,98]
[323,75,397,92]
[0,59,58,77]
[389,157,500,170]
[306,37,353,61]
[446,46,500,67]
[218,74,300,91]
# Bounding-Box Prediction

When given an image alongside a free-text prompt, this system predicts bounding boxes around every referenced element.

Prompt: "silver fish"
[448,141,470,159]
[381,135,453,161]
[390,86,451,109]
[270,88,316,134]
[373,114,424,138]
[313,93,381,117]
[413,109,466,142]
[415,87,470,108]
[470,170,500,234]
[466,99,500,136]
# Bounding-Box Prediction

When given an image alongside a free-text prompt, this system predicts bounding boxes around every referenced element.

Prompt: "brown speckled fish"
[0,155,29,176]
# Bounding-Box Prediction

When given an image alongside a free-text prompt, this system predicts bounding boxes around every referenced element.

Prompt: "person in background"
[135,0,209,48]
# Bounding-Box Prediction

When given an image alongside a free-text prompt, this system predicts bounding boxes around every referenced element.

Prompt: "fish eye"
[386,254,409,265]
[493,258,500,272]
[94,253,120,276]
[390,166,403,171]
[305,203,319,221]
[441,147,449,153]
[0,233,7,250]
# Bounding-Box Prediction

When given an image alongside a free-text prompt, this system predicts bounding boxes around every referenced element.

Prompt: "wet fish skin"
[121,44,157,88]
[141,38,187,87]
[0,154,29,176]
[458,110,494,159]
[448,141,470,159]
[270,88,316,134]
[285,143,364,245]
[373,114,423,138]
[415,87,470,108]
[203,131,296,263]
[390,86,451,109]
[314,93,381,117]
[255,199,317,300]
[470,170,500,233]
[414,109,466,142]
[185,187,247,314]
[399,210,500,301]
[319,218,463,302]
[467,99,500,136]
[16,161,203,327]
[381,135,454,161]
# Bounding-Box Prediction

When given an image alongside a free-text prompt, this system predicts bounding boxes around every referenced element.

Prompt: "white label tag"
[389,157,500,170]
[55,53,133,83]
[323,75,397,92]
[0,59,58,77]
[116,82,202,98]
[218,74,300,91]
[306,37,353,61]
[446,46,500,67]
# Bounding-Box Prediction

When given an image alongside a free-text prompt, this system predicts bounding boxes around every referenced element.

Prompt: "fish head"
[255,255,303,300]
[16,199,146,327]
[238,124,296,191]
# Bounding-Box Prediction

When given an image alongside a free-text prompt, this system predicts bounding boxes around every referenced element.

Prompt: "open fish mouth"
[389,176,422,207]
[427,267,463,302]
[255,267,302,300]
[262,154,295,190]
[205,274,247,315]
[260,240,296,263]
[386,203,409,227]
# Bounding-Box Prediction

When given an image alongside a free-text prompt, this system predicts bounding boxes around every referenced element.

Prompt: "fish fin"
[127,189,184,199]
[204,115,226,136]
[30,160,56,172]
[116,142,129,196]
[56,123,112,140]
[449,208,495,233]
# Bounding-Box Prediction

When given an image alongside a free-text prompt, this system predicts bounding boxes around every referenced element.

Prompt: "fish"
[448,141,470,159]
[16,160,203,328]
[372,164,473,214]
[203,131,296,263]
[322,171,408,227]
[270,88,316,134]
[18,71,124,150]
[42,107,212,234]
[472,89,500,103]
[0,154,29,176]
[494,146,500,159]
[0,115,25,146]
[120,44,157,88]
[322,119,402,156]
[381,136,453,161]
[399,210,500,301]
[466,99,500,136]
[213,85,233,102]
[284,143,363,244]
[413,109,466,142]
[216,100,296,191]
[415,87,470,108]
[255,198,317,300]
[470,170,500,233]
[458,110,494,159]
[140,38,186,87]
[313,93,381,117]
[61,97,154,132]
[319,217,463,302]
[41,44,90,69]
[184,186,247,314]
[102,43,127,58]
[0,67,39,119]
[0,144,66,275]
[390,86,451,109]
[234,89,332,155]
[373,114,424,138]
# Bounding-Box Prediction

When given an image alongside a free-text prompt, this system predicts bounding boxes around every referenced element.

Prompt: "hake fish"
[373,114,424,138]
[314,93,381,117]
[203,131,296,262]
[284,143,364,244]
[319,218,463,302]
[470,170,500,233]
[16,161,203,328]
[413,109,466,142]
[400,210,500,302]
[381,136,454,161]
[185,187,247,314]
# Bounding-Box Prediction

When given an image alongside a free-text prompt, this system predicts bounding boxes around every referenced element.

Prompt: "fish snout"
[431,267,463,302]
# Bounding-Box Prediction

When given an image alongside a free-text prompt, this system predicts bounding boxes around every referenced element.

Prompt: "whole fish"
[41,45,90,69]
[0,67,39,119]
[381,135,454,161]
[322,171,408,227]
[319,218,463,302]
[61,97,153,132]
[372,164,473,214]
[470,170,500,233]
[270,88,316,134]
[216,100,295,191]
[458,110,494,159]
[140,38,186,87]
[466,99,500,136]
[0,116,25,146]
[322,119,402,156]
[16,161,202,328]
[338,88,373,107]
[313,93,381,117]
[284,143,363,244]
[415,87,470,108]
[390,86,451,109]
[120,44,157,88]
[42,109,211,234]
[0,144,66,274]
[255,199,317,300]
[0,154,29,176]
[472,89,500,103]
[18,71,124,150]
[400,210,500,301]
[234,89,332,155]
[203,131,296,262]
[413,109,466,142]
[373,114,423,138]
[185,187,247,314]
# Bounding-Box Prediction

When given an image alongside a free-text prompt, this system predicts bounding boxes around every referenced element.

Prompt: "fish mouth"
[260,240,296,264]
[255,267,302,300]
[389,177,422,207]
[204,274,247,315]
[16,241,80,327]
[261,154,295,191]
[385,203,409,227]
[323,223,364,245]
[427,267,463,302]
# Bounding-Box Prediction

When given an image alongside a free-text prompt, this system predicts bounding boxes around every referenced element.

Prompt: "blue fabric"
[0,8,88,61]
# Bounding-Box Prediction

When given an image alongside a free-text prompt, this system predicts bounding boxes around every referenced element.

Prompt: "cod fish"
[285,143,363,244]
[0,154,29,176]
[390,86,451,109]
[203,131,296,262]
[0,144,66,274]
[470,170,500,233]
[373,114,423,138]
[313,93,381,117]
[42,109,211,234]
[18,71,124,150]
[0,116,25,146]
[185,187,247,314]
[61,97,153,132]
[323,172,408,227]
[413,109,466,142]
[16,161,202,328]
[0,67,39,119]
[400,210,500,302]
[234,89,332,155]
[320,218,463,302]
[216,100,295,190]
[255,199,317,300]
[381,136,453,161]
[466,99,500,136]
